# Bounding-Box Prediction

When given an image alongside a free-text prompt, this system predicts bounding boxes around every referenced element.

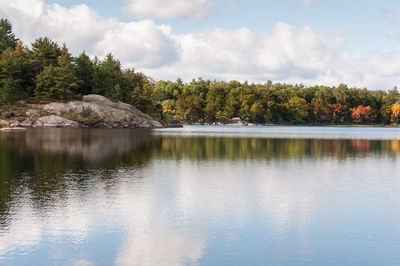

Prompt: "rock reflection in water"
[1,128,155,165]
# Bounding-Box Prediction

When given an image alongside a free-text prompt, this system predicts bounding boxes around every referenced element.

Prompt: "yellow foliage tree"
[391,102,400,124]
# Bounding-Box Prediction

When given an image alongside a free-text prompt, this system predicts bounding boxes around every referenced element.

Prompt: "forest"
[1,18,400,125]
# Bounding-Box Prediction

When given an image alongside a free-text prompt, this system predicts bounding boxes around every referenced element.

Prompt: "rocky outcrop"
[36,115,80,128]
[0,95,182,129]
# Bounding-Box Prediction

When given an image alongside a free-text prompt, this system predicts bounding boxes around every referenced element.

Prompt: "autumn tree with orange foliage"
[351,105,374,124]
[330,104,347,124]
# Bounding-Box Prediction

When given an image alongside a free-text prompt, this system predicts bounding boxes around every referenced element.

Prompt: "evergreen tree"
[31,37,61,75]
[110,84,122,101]
[127,70,154,114]
[53,47,80,99]
[0,19,18,54]
[0,78,16,103]
[74,52,94,95]
[0,43,32,97]
[35,47,79,100]
[93,53,124,98]
[205,83,227,122]
[35,65,56,100]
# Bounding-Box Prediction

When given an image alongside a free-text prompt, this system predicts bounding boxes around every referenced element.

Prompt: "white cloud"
[124,0,214,20]
[94,20,180,68]
[0,0,109,53]
[0,0,179,67]
[144,23,400,89]
[144,23,344,85]
[2,0,400,89]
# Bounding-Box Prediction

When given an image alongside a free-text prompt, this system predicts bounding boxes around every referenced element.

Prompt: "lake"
[1,126,400,265]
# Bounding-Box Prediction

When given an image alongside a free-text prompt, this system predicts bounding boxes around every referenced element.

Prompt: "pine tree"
[35,47,80,100]
[110,84,122,101]
[93,53,124,98]
[35,65,56,100]
[126,70,155,115]
[0,78,16,103]
[0,19,18,54]
[74,51,94,95]
[31,37,61,75]
[0,43,32,97]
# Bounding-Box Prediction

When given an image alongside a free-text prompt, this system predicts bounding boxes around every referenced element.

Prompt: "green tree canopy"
[74,52,94,95]
[31,37,61,75]
[0,19,18,54]
[35,47,80,100]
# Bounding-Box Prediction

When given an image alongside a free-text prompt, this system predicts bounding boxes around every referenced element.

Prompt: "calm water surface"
[1,126,400,265]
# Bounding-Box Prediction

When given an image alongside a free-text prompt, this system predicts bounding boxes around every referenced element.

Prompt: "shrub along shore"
[1,19,400,127]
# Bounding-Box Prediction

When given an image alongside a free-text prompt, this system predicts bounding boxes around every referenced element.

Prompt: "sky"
[1,0,400,89]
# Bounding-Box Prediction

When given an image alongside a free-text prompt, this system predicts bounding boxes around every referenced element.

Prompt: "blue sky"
[2,0,400,89]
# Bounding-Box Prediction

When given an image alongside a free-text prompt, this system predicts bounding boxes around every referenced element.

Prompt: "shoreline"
[183,123,400,128]
[2,123,398,130]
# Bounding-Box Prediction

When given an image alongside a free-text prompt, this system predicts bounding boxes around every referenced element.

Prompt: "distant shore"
[184,122,400,128]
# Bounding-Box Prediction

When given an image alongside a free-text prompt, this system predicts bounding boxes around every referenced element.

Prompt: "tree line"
[0,19,156,116]
[154,79,400,124]
[1,18,400,125]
